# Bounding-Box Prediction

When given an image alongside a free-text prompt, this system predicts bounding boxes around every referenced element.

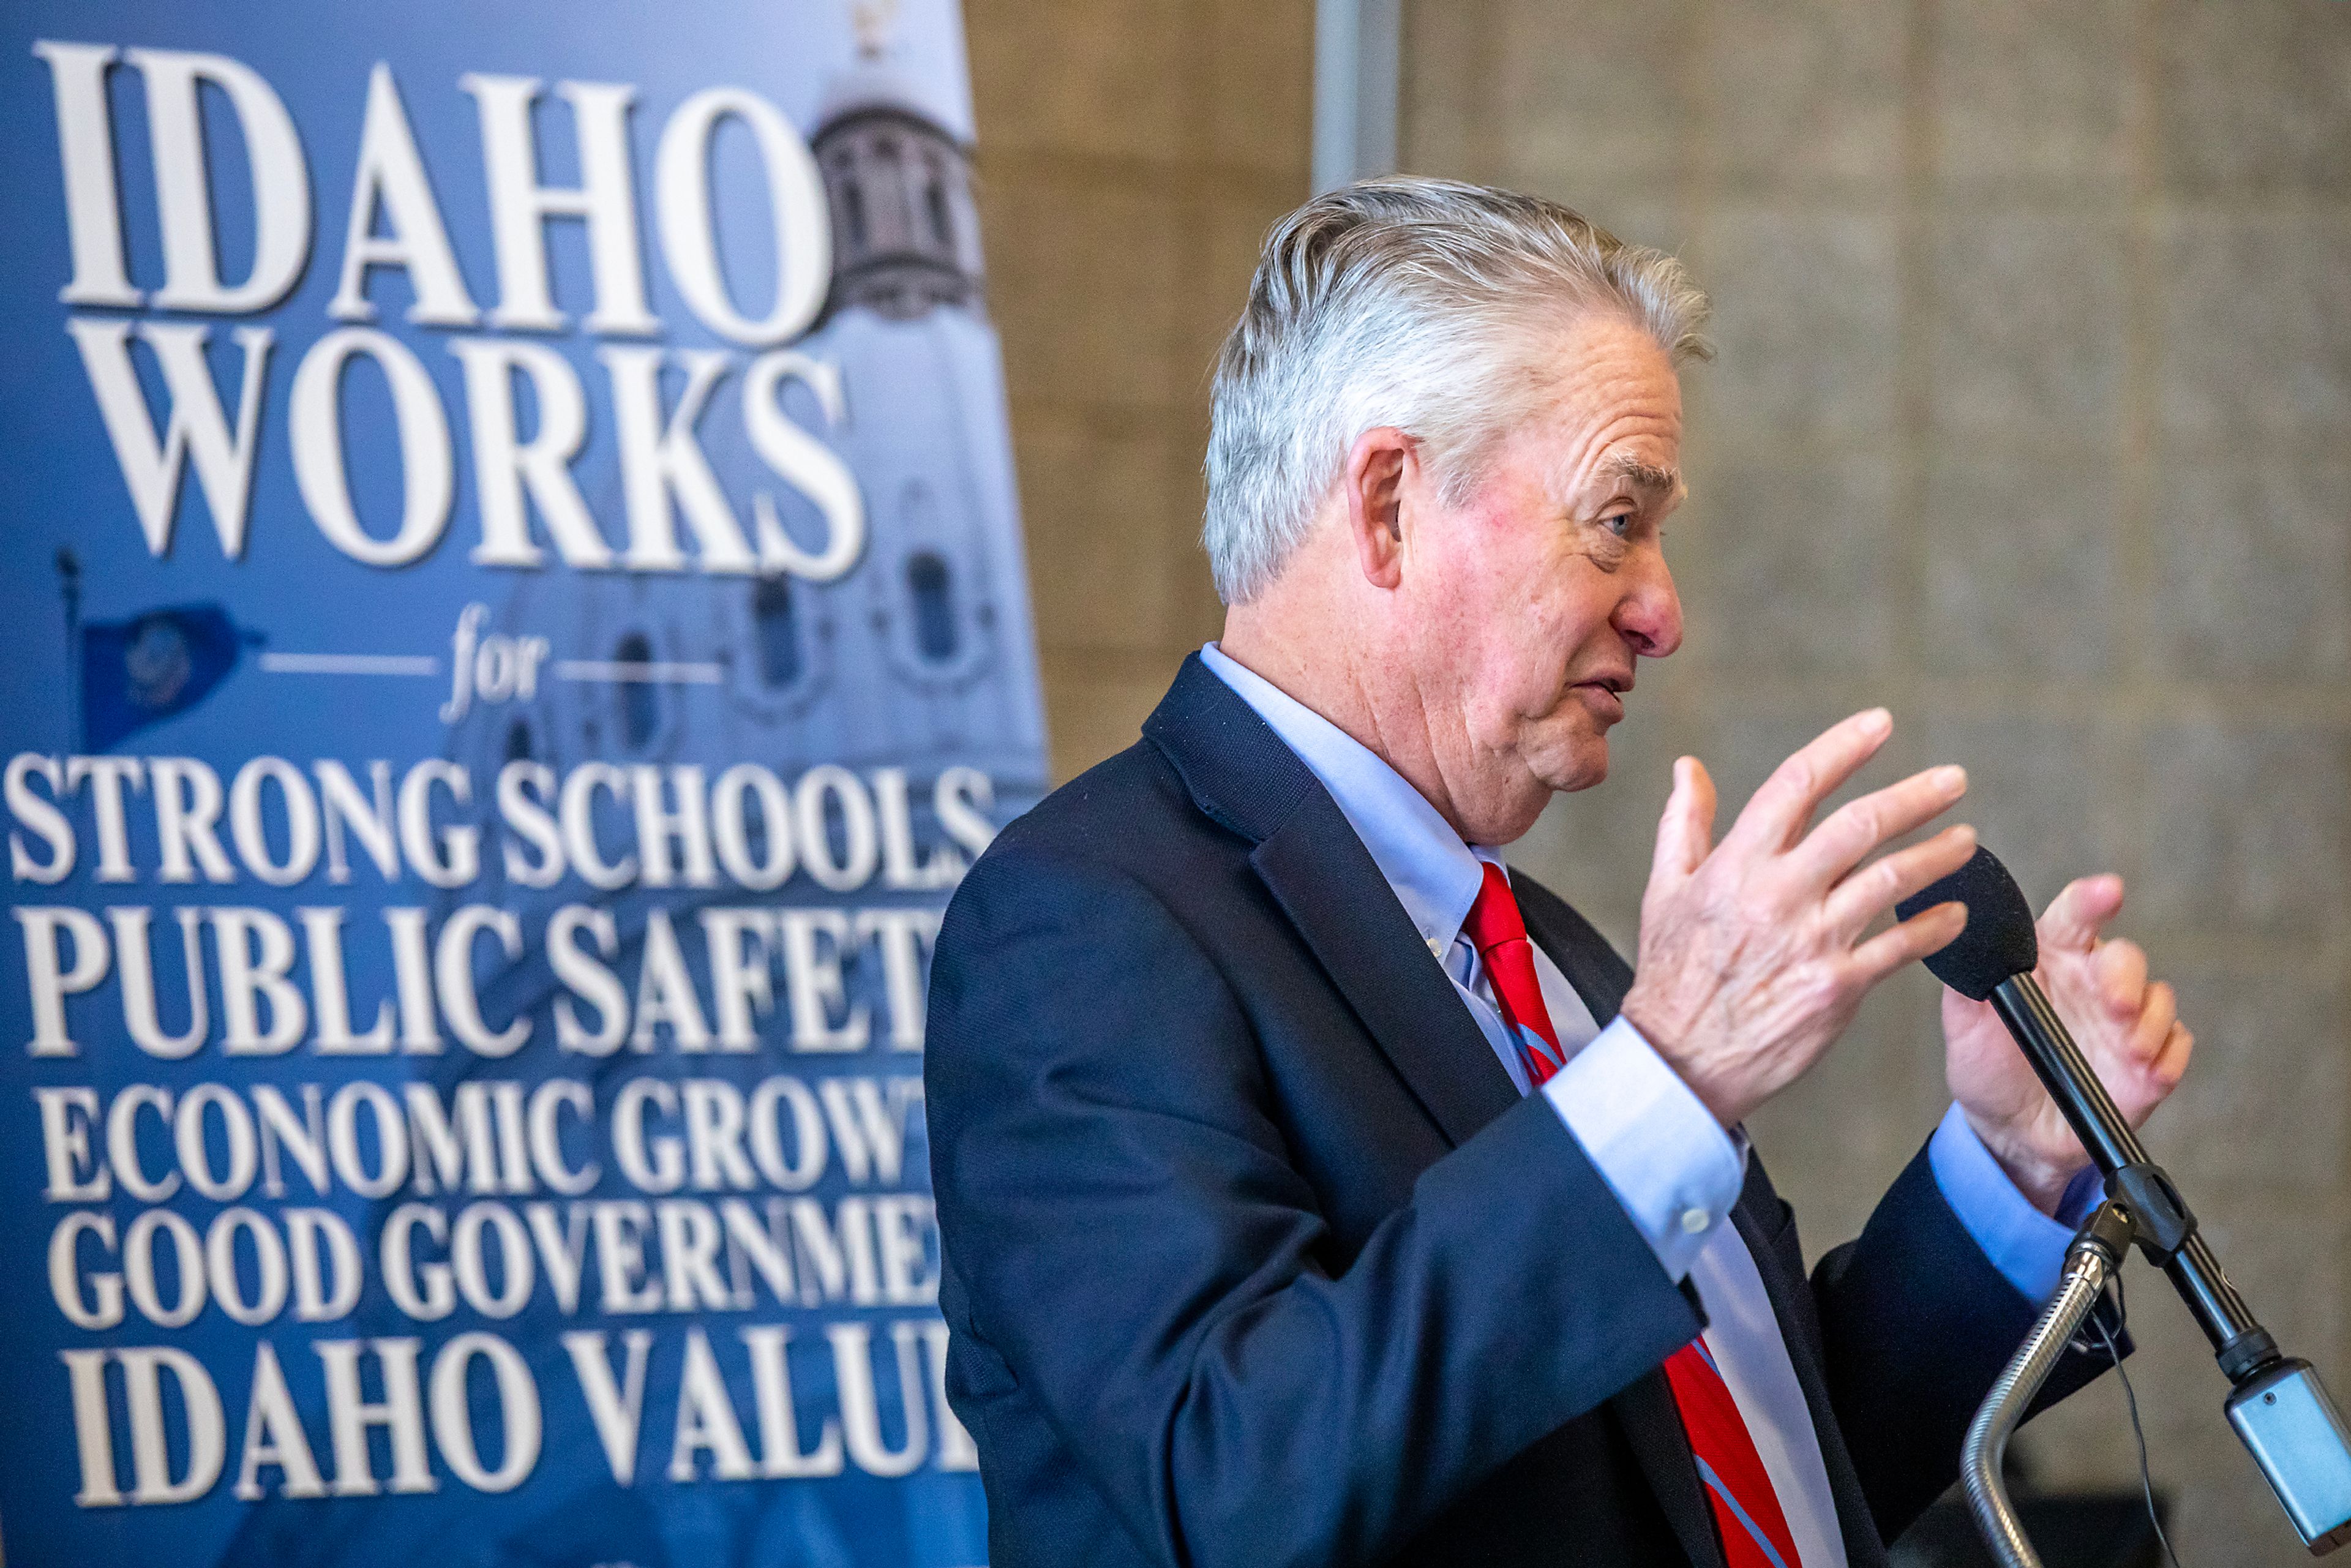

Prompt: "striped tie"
[1463,862,1805,1568]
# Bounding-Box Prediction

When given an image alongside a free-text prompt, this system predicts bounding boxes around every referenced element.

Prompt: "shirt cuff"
[1541,1015,1745,1283]
[1927,1101,2104,1304]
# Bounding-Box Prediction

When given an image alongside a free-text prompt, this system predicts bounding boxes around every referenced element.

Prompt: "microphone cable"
[2088,1273,2184,1568]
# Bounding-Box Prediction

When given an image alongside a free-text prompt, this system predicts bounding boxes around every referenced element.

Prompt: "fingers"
[1723,708,1893,855]
[1850,899,1968,984]
[1822,822,1978,936]
[2128,977,2177,1062]
[1796,764,1970,886]
[2153,1019,2194,1089]
[1648,757,1719,890]
[2094,937,2151,1018]
[2041,875,2124,955]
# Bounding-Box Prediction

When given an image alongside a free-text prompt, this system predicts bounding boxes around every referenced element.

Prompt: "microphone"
[1902,847,2351,1555]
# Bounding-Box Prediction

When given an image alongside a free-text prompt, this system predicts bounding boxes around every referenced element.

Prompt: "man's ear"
[1343,426,1412,590]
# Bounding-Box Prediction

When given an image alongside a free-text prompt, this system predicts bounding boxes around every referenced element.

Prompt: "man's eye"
[1602,513,1634,539]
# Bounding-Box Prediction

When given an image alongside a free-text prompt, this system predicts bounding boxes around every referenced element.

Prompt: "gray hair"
[1202,177,1712,605]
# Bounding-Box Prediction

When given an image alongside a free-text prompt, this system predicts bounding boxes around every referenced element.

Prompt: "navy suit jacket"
[926,655,2110,1567]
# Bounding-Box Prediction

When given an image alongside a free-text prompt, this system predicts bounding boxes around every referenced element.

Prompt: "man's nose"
[1616,552,1683,659]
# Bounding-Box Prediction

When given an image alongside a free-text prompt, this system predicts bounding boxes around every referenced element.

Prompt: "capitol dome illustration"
[441,0,1045,909]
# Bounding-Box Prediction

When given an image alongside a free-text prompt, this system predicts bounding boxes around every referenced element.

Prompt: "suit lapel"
[1142,656,1517,1147]
[1731,1180,1888,1568]
[1512,872,1632,1024]
[1250,804,1519,1146]
[1611,1368,1728,1568]
[1609,1187,1883,1568]
[1518,878,1737,1567]
[1519,881,1881,1568]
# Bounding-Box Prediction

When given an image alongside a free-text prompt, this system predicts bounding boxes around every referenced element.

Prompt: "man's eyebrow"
[1601,454,1683,501]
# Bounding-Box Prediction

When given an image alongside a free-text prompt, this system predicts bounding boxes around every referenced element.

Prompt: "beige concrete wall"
[964,0,1315,782]
[1402,2,2351,1559]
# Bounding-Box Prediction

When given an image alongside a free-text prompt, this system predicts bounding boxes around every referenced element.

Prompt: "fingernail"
[1935,765,1967,793]
[1861,707,1892,735]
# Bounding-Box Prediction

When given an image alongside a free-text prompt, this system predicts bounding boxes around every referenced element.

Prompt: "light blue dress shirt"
[1201,642,2088,1568]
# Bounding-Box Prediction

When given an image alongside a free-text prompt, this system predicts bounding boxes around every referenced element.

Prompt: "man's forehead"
[1502,319,1687,506]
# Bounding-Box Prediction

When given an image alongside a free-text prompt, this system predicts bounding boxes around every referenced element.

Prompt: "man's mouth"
[1570,673,1630,719]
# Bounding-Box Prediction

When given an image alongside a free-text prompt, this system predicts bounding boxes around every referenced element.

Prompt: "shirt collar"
[1200,642,1501,958]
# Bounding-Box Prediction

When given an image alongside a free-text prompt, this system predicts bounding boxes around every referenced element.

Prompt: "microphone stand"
[1963,973,2351,1563]
[1965,1200,2137,1568]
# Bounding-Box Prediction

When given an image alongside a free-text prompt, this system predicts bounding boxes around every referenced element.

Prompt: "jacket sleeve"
[924,846,1703,1568]
[1810,1141,2122,1542]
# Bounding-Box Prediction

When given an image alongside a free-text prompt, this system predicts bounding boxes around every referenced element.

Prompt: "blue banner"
[0,3,1041,1563]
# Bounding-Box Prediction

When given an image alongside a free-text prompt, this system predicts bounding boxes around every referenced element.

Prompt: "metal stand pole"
[1311,0,1398,193]
[1963,1204,2135,1568]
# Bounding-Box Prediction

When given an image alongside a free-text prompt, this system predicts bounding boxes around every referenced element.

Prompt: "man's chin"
[1529,730,1611,796]
[1457,751,1605,846]
[1546,756,1609,795]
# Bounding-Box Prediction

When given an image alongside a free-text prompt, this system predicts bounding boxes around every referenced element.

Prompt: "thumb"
[2040,874,2124,955]
[1649,756,1717,890]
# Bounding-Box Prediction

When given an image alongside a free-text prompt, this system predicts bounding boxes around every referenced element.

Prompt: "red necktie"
[1464,863,1805,1568]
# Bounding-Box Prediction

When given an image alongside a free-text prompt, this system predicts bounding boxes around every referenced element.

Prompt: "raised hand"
[1943,875,2194,1215]
[1622,709,1976,1129]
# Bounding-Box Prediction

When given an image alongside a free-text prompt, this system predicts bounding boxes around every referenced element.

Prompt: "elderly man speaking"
[924,179,2193,1568]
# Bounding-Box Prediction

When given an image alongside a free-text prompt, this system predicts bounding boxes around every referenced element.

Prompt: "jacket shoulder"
[973,733,1234,888]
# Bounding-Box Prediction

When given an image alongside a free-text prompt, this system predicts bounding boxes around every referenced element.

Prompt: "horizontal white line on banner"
[259,652,440,676]
[552,659,726,685]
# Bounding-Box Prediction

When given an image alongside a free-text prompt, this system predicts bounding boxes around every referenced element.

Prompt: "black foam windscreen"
[1895,844,2038,1000]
